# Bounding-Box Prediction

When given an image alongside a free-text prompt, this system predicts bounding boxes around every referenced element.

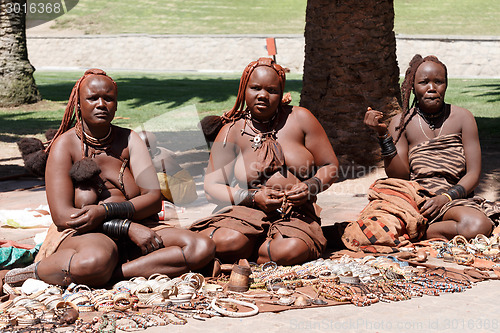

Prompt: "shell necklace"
[240,111,278,151]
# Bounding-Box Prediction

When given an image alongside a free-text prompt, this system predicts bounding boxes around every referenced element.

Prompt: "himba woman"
[4,69,215,287]
[191,58,339,265]
[364,54,494,241]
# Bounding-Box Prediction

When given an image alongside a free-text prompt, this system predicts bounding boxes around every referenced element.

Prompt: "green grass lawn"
[394,0,500,36]
[52,0,308,35]
[49,0,500,36]
[1,72,498,143]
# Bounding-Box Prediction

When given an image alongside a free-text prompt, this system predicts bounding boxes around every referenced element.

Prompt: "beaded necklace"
[75,123,115,157]
[416,104,448,141]
[75,123,113,147]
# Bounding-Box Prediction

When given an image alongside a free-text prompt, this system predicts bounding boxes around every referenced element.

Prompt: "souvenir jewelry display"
[0,251,479,331]
[433,233,500,265]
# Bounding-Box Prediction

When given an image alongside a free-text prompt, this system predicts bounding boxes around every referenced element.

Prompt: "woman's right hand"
[420,195,450,220]
[66,205,106,233]
[364,107,388,136]
[127,222,164,255]
[254,187,284,213]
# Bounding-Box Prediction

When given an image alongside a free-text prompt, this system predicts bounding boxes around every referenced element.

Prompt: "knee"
[213,229,251,253]
[269,238,309,266]
[183,234,216,270]
[71,249,118,285]
[459,215,492,239]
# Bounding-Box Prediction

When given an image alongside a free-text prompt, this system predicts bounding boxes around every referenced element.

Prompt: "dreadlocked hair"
[394,54,448,143]
[44,68,118,156]
[202,58,289,141]
[223,57,287,121]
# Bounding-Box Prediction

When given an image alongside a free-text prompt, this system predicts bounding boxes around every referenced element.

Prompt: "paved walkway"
[26,33,500,77]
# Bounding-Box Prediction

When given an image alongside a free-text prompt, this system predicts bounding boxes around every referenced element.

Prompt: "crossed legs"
[117,228,215,279]
[202,227,310,265]
[11,228,214,288]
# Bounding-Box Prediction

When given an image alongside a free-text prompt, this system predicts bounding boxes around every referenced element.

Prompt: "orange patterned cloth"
[341,178,429,253]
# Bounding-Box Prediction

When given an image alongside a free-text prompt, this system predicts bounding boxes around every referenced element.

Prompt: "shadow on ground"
[36,76,304,111]
[471,83,500,103]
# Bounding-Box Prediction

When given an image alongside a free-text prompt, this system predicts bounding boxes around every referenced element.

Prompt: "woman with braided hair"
[363,54,494,241]
[4,69,215,287]
[191,58,339,265]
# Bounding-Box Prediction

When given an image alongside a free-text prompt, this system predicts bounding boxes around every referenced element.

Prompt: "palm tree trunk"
[301,0,400,168]
[0,0,41,107]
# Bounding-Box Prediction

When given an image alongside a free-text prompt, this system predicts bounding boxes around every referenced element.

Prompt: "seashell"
[415,250,428,262]
[276,287,293,296]
[294,296,310,307]
[395,252,414,260]
[278,296,296,306]
[312,298,328,305]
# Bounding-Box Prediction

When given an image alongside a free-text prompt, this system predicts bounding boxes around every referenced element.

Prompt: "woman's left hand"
[127,222,164,255]
[284,182,311,207]
[420,195,449,219]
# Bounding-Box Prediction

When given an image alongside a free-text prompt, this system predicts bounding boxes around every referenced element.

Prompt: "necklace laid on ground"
[416,105,447,140]
[241,111,278,151]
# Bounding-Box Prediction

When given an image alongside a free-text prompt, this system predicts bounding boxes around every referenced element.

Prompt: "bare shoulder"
[214,118,244,143]
[288,105,321,127]
[49,128,77,155]
[125,127,140,142]
[389,112,403,126]
[290,105,315,119]
[450,104,474,120]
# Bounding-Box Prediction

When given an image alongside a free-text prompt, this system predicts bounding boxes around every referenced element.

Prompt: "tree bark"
[0,0,41,107]
[301,0,400,168]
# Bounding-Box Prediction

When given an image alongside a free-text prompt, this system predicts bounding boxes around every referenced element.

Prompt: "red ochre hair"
[222,57,287,122]
[45,68,117,154]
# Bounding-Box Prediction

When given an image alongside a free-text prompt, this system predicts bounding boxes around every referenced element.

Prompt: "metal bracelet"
[304,176,322,195]
[101,201,135,220]
[378,135,397,158]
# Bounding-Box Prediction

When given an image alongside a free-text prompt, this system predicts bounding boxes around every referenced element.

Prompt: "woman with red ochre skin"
[191,58,339,265]
[364,55,493,240]
[4,69,215,287]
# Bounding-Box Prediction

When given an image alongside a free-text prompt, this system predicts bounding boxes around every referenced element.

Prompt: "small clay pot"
[227,265,252,292]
